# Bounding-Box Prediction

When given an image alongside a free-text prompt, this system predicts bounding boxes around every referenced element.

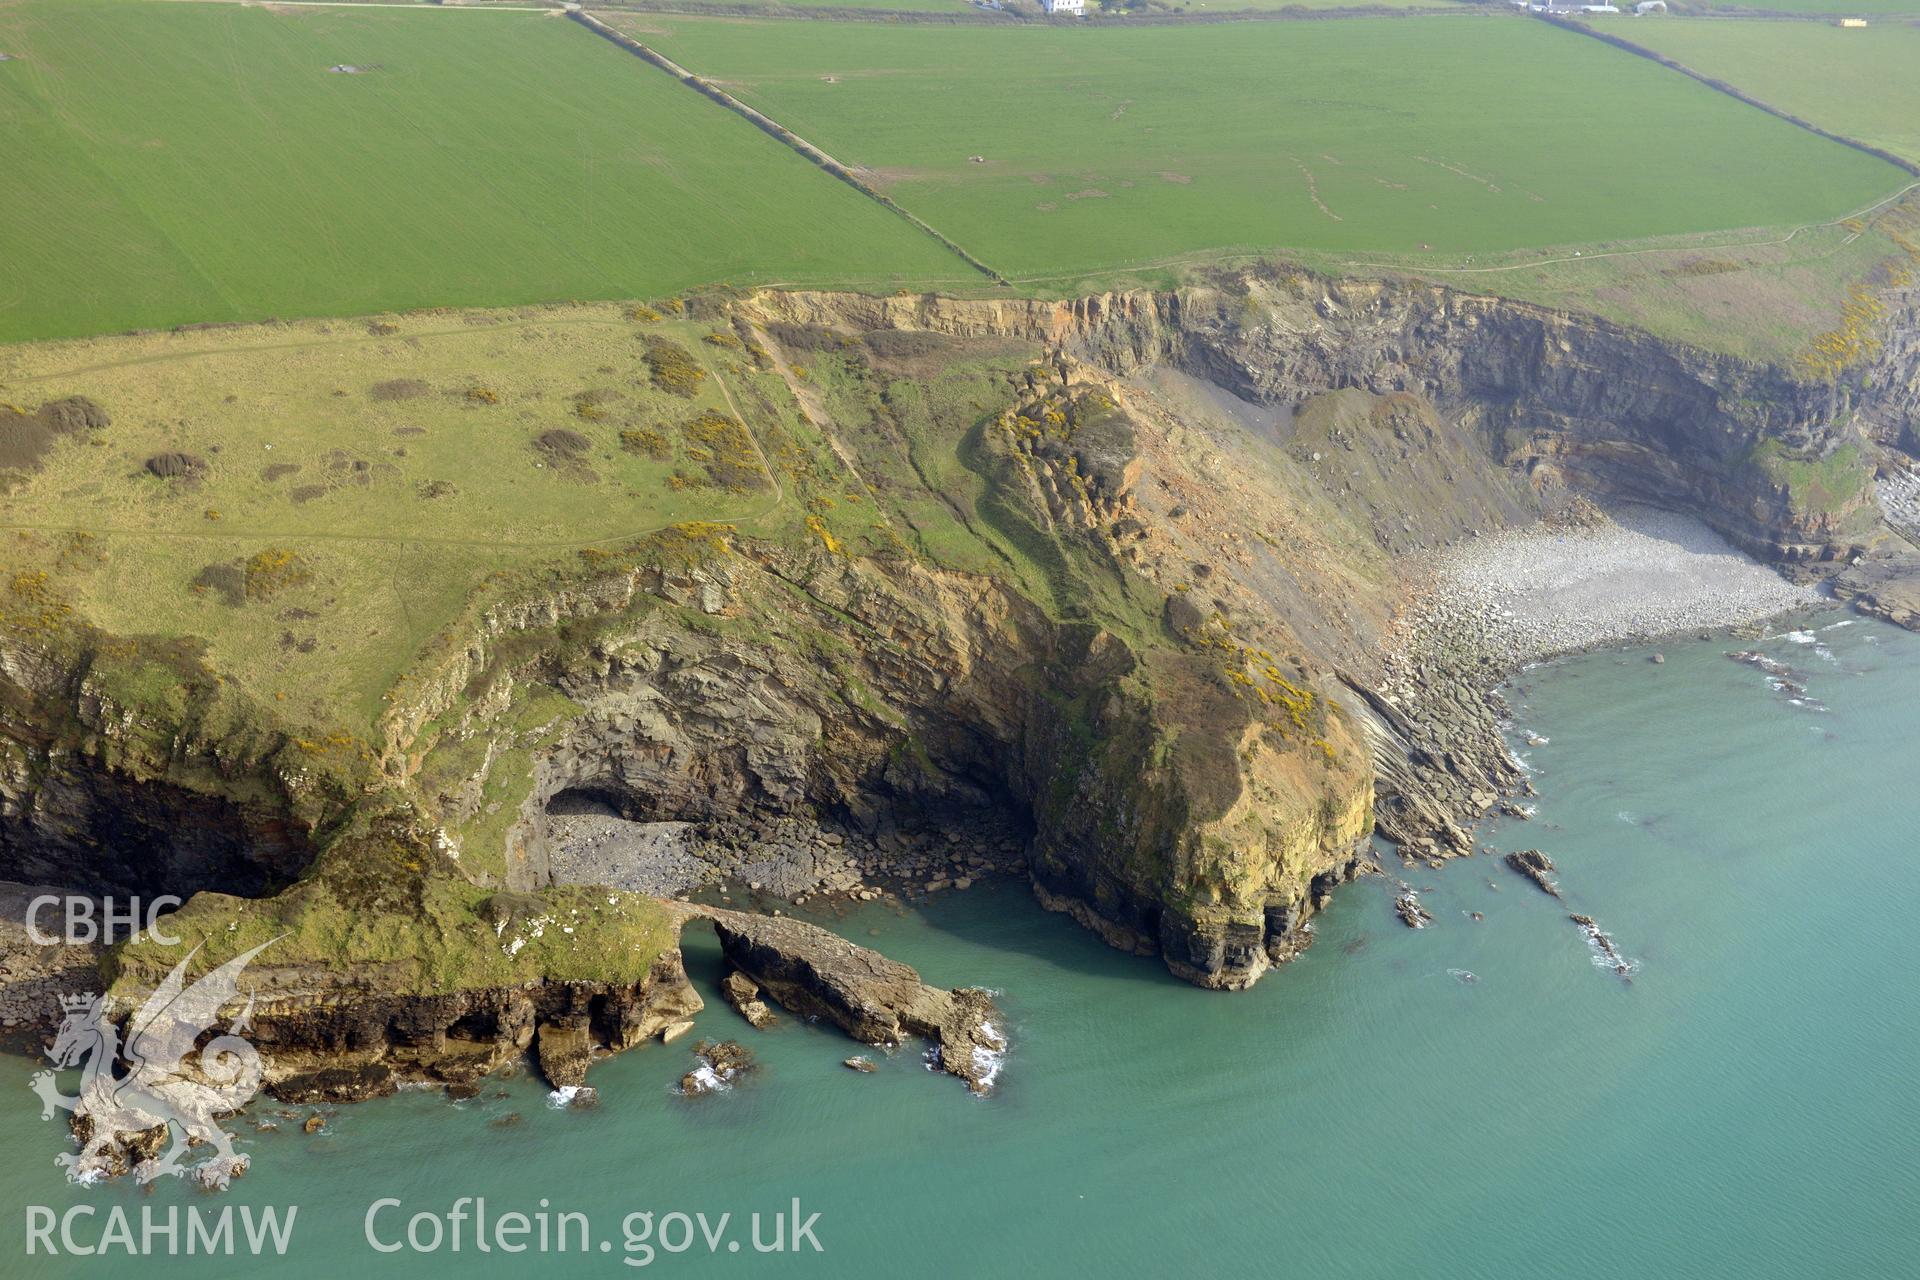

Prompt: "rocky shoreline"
[545,803,1030,907]
[1397,502,1818,673]
[5,256,1915,1174]
[1367,501,1823,869]
[0,882,100,1037]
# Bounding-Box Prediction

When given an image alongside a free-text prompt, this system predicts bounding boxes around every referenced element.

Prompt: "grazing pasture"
[631,14,1908,283]
[0,1,970,343]
[0,306,812,727]
[1623,20,1920,166]
[1677,0,1920,13]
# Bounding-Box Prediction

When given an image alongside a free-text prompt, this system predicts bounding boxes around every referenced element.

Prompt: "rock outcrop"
[1393,891,1434,929]
[1833,554,1920,631]
[678,1039,754,1096]
[720,970,777,1030]
[706,910,1006,1093]
[170,948,704,1100]
[7,255,1918,1139]
[1505,849,1561,899]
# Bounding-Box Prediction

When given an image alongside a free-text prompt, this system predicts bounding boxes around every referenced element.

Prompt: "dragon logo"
[30,939,278,1189]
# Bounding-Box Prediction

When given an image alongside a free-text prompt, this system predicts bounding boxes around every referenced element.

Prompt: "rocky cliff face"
[744,269,1919,962]
[1854,267,1920,458]
[1176,279,1884,568]
[172,947,702,1105]
[759,270,1898,569]
[5,263,1914,1104]
[0,641,320,898]
[448,533,1373,991]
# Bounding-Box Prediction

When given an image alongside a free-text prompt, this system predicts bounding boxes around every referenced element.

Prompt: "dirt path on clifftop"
[742,318,905,542]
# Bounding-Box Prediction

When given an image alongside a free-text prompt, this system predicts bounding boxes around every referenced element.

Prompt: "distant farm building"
[1042,0,1087,13]
[1838,16,1868,26]
[1634,0,1666,12]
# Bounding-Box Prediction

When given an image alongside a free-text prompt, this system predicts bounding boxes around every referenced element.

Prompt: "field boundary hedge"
[571,9,1010,284]
[1538,14,1920,178]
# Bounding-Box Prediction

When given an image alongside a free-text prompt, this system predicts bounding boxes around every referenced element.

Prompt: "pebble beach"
[1398,503,1821,675]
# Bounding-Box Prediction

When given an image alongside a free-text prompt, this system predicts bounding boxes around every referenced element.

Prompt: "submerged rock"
[678,1039,754,1096]
[843,1056,877,1073]
[1394,892,1433,929]
[1504,849,1561,898]
[1569,913,1634,982]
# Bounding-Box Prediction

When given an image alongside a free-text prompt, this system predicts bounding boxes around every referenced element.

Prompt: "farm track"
[0,318,791,552]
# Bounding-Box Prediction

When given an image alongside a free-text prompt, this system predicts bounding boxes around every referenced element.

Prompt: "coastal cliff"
[3,262,1916,1114]
[755,269,1898,569]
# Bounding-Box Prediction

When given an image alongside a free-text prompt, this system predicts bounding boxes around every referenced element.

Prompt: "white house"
[1042,0,1087,14]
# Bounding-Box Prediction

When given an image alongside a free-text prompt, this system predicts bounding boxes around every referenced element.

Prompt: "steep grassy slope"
[0,0,969,343]
[0,288,1393,997]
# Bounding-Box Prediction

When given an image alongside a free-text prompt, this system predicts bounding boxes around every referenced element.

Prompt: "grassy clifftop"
[6,289,1381,993]
[0,307,797,732]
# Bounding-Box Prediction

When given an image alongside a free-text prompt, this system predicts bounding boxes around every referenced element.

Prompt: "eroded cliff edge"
[3,263,1914,1103]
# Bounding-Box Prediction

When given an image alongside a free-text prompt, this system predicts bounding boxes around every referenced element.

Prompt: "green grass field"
[1303,192,1918,363]
[0,305,829,727]
[586,0,983,12]
[630,14,1907,283]
[1625,20,1920,166]
[1674,1,1920,14]
[531,0,1458,13]
[1158,0,1470,9]
[0,0,973,344]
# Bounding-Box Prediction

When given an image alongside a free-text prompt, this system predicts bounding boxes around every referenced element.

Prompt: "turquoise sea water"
[1,612,1914,1277]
